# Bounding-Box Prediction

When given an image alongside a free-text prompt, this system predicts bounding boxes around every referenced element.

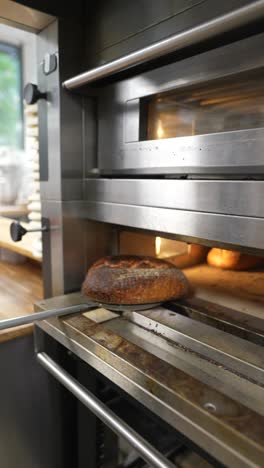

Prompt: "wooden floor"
[0,259,43,342]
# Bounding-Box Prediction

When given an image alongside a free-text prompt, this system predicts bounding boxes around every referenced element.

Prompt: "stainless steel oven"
[3,2,264,468]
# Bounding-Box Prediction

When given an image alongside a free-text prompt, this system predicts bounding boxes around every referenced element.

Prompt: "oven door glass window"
[143,69,264,140]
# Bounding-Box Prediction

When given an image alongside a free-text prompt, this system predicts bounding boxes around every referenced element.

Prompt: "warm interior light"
[156,120,164,139]
[155,236,161,256]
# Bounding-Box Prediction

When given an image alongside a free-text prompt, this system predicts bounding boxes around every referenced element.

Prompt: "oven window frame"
[140,69,264,141]
[98,30,264,175]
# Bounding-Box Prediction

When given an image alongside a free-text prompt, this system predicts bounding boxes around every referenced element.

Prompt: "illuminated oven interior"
[141,69,264,140]
[118,231,264,319]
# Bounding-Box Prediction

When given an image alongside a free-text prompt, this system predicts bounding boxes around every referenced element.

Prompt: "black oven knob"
[10,221,48,242]
[24,83,47,105]
[10,222,27,242]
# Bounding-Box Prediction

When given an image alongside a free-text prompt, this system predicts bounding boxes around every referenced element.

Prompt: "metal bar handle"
[37,352,175,468]
[0,304,91,331]
[63,0,264,89]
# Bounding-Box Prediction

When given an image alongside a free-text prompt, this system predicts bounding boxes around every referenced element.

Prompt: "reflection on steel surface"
[146,70,264,140]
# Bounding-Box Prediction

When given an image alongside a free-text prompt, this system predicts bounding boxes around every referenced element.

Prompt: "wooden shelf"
[0,217,42,262]
[0,205,28,217]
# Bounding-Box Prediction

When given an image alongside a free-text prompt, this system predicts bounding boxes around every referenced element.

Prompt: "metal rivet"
[204,402,217,413]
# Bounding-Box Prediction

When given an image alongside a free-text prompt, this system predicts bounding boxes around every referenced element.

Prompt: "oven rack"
[35,292,264,468]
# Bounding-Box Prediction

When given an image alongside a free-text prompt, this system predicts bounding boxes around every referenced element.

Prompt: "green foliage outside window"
[0,44,23,148]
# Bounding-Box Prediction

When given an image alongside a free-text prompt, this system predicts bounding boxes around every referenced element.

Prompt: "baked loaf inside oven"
[207,248,263,270]
[82,255,189,304]
[168,244,208,269]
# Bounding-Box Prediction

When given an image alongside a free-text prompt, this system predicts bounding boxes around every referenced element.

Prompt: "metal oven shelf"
[61,177,264,251]
[84,179,264,218]
[35,292,264,468]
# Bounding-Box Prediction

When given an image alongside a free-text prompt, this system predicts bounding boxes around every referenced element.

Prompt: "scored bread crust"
[207,248,263,270]
[82,255,189,304]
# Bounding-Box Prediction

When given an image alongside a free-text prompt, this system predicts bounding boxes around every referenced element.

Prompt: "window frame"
[0,41,24,149]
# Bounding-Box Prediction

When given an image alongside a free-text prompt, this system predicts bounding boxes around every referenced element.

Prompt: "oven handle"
[63,0,264,89]
[0,304,93,331]
[37,352,176,468]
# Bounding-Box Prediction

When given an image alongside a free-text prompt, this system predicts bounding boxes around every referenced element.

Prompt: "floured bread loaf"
[82,255,189,304]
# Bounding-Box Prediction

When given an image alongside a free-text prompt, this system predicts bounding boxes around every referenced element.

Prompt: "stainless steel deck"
[35,292,264,468]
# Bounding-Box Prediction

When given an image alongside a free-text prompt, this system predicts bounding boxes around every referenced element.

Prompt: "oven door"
[98,31,264,176]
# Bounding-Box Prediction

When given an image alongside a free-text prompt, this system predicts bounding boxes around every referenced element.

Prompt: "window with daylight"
[0,42,23,148]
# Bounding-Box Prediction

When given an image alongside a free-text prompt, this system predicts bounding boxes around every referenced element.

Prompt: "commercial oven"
[4,1,264,467]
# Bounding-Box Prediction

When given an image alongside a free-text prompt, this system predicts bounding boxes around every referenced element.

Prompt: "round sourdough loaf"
[82,255,189,304]
[207,248,263,270]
